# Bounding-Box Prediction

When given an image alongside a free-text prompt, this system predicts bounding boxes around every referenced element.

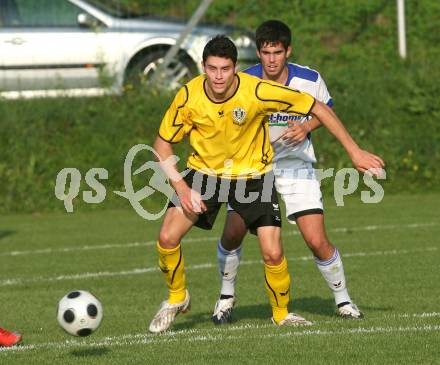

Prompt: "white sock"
[315,248,351,306]
[217,240,242,297]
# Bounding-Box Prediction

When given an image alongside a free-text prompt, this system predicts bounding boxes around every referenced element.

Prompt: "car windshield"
[86,0,149,18]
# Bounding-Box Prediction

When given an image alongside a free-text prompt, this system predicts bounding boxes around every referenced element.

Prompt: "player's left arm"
[258,80,384,175]
[310,101,385,175]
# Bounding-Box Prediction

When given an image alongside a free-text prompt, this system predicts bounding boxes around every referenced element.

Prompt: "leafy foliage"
[0,0,439,212]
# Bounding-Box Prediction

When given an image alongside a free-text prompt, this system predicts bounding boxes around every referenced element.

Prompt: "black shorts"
[168,169,281,233]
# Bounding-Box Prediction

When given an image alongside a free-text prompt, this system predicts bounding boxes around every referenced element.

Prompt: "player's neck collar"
[261,64,289,86]
[203,74,240,104]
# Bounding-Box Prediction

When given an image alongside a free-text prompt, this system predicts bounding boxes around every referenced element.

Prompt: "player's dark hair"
[202,35,237,64]
[255,20,291,50]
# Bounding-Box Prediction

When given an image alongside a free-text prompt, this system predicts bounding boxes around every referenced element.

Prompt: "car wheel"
[126,49,198,91]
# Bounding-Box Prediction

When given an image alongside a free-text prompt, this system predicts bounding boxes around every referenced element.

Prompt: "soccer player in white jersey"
[212,20,377,324]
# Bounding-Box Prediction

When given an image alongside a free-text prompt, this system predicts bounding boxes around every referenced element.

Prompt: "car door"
[0,0,111,92]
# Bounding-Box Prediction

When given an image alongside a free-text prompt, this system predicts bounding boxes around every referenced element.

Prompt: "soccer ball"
[57,290,103,337]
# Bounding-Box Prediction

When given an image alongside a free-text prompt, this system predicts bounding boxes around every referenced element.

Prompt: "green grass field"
[1,193,439,364]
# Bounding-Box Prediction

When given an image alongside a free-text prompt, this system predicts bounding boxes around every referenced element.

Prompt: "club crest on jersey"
[232,107,246,125]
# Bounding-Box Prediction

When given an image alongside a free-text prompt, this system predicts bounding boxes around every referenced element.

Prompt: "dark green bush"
[0,0,438,213]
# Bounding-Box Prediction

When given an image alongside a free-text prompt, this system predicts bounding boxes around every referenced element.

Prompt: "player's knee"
[261,248,283,265]
[221,212,247,250]
[221,226,246,250]
[158,230,181,249]
[220,231,243,250]
[305,236,331,255]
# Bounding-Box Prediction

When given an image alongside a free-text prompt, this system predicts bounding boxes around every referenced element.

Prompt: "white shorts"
[274,165,323,224]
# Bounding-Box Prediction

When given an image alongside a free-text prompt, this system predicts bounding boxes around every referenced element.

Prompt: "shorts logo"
[232,107,246,125]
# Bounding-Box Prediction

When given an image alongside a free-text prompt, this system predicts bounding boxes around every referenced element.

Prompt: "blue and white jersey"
[243,63,333,167]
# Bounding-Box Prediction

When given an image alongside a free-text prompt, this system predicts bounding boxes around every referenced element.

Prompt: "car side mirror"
[77,13,99,29]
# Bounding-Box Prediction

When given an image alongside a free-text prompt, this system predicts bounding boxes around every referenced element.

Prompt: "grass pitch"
[1,193,439,364]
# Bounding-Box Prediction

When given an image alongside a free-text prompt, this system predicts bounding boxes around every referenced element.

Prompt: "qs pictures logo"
[54,144,178,220]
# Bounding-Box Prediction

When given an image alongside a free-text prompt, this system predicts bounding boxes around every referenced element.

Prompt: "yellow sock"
[157,242,186,304]
[264,256,290,324]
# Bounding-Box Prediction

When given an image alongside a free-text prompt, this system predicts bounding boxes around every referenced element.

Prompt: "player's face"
[257,42,291,81]
[203,56,237,100]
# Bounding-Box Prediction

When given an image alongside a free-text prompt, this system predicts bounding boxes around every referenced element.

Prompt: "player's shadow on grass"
[173,312,213,330]
[233,297,393,318]
[229,296,337,320]
[173,297,337,330]
[0,230,15,241]
[291,296,338,317]
[70,347,110,357]
[172,296,394,330]
[296,296,393,315]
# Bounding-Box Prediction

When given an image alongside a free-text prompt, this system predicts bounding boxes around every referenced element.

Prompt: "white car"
[0,0,257,98]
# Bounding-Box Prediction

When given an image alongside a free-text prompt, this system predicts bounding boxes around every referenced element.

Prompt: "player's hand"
[281,121,310,146]
[350,149,385,177]
[175,184,207,216]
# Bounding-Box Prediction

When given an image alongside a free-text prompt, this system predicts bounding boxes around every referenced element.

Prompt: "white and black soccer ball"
[57,290,103,337]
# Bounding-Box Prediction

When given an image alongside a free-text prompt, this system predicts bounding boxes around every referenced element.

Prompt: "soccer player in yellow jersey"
[148,35,384,333]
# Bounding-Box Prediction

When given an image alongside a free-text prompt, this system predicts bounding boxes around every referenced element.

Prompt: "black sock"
[337,301,350,308]
[220,294,234,300]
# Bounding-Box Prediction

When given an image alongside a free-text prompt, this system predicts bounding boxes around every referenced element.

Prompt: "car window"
[0,0,84,27]
[0,0,20,26]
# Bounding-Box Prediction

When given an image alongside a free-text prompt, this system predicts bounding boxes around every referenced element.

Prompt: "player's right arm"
[158,86,193,144]
[153,137,206,216]
[155,86,206,215]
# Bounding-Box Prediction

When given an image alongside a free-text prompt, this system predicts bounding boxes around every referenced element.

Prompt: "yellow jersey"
[158,72,315,178]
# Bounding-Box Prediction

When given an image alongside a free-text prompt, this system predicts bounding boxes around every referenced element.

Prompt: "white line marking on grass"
[0,237,214,257]
[0,221,437,258]
[0,247,437,287]
[0,241,158,257]
[1,312,439,352]
[1,323,439,353]
[7,311,437,353]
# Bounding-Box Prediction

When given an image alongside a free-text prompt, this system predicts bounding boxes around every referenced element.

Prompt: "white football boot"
[338,302,364,319]
[272,313,313,327]
[148,290,191,333]
[212,297,235,325]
